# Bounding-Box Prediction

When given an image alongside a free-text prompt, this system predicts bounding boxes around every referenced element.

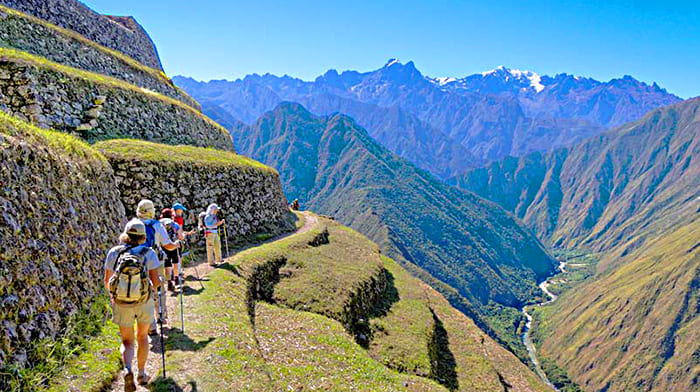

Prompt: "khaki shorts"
[111,298,155,327]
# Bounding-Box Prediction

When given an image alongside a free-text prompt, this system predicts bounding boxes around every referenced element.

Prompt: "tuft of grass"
[94,138,275,173]
[0,47,227,136]
[0,110,106,164]
[0,295,118,392]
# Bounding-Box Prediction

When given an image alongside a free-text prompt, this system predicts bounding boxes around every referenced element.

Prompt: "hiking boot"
[137,372,151,386]
[124,370,136,392]
[167,280,175,292]
[148,327,158,336]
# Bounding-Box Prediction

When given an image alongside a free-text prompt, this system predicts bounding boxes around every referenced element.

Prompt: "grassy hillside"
[49,214,548,392]
[231,102,556,357]
[456,97,700,390]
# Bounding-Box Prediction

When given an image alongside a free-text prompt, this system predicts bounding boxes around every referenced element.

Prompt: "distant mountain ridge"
[453,96,700,391]
[174,59,680,178]
[233,102,556,356]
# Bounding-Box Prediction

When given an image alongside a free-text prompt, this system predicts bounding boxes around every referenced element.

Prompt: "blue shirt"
[204,214,219,233]
[104,244,161,272]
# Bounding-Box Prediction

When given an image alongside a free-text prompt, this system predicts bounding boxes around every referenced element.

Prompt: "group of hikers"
[103,199,226,391]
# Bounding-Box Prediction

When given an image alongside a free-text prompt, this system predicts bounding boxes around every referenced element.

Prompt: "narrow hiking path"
[107,212,318,392]
[521,261,567,391]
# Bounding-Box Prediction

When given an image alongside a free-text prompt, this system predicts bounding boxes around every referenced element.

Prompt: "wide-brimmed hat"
[172,202,187,212]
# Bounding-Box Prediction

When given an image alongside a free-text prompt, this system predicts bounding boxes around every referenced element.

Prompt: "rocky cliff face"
[0,49,232,150]
[0,112,123,368]
[0,0,163,70]
[96,139,294,241]
[0,5,199,109]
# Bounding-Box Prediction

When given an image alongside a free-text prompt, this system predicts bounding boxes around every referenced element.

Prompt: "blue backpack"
[143,219,158,249]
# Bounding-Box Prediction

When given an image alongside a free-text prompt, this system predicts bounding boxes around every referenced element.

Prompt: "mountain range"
[174,60,679,178]
[454,96,700,391]
[231,102,556,357]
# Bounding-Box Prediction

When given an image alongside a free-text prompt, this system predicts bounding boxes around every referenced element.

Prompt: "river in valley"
[521,261,567,390]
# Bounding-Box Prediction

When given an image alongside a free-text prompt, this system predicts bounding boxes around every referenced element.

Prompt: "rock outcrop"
[0,0,163,70]
[0,5,199,109]
[0,49,232,150]
[0,111,123,368]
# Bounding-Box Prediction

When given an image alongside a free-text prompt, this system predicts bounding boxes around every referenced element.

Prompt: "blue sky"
[82,0,700,98]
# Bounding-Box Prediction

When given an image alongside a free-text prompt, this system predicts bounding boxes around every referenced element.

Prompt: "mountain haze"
[175,60,679,178]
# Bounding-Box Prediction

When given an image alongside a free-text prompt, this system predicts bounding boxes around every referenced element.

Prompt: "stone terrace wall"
[0,6,199,110]
[0,0,163,70]
[97,140,295,241]
[0,54,233,150]
[0,113,123,367]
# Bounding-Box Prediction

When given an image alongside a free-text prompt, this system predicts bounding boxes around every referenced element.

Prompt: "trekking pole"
[178,243,185,332]
[157,287,166,378]
[223,221,230,259]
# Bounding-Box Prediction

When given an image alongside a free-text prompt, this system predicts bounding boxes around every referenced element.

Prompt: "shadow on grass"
[216,262,241,276]
[165,327,216,352]
[429,308,459,391]
[353,269,401,348]
[149,376,197,392]
[180,285,204,297]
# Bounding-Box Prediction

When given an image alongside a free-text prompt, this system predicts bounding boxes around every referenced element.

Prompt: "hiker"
[203,203,225,266]
[159,210,186,292]
[136,200,180,334]
[172,203,196,235]
[104,219,161,391]
[291,199,300,211]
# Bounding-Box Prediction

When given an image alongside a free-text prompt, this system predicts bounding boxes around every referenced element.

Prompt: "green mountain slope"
[51,214,549,392]
[455,97,700,391]
[232,102,556,355]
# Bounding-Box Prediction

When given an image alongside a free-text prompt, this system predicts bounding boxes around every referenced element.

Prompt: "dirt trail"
[107,212,318,392]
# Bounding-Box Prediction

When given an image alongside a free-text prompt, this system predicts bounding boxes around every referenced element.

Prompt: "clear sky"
[82,0,700,98]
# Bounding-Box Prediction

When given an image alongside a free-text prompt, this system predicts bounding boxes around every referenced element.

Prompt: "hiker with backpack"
[136,200,180,334]
[203,203,225,266]
[104,219,161,391]
[159,208,187,292]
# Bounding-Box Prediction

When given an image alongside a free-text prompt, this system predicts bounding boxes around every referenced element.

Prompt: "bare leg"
[119,325,136,371]
[135,322,151,373]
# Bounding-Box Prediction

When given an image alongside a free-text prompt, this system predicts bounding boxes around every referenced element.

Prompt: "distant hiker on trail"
[291,199,300,211]
[203,203,225,266]
[104,219,161,391]
[136,200,180,334]
[159,209,186,292]
[172,202,196,235]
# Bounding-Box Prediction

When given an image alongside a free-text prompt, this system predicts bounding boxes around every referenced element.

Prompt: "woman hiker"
[159,208,188,292]
[104,219,161,392]
[203,203,225,266]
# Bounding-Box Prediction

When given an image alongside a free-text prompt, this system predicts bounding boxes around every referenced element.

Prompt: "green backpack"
[109,246,151,305]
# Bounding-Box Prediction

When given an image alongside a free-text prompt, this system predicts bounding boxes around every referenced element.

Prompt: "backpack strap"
[112,244,136,271]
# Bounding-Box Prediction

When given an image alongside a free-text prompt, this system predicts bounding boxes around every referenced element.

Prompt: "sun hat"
[136,199,156,219]
[124,218,146,236]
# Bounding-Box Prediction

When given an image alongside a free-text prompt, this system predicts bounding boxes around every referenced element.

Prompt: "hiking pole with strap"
[223,221,230,259]
[157,286,166,378]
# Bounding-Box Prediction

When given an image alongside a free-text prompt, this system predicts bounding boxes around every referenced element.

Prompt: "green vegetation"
[0,110,106,164]
[0,295,117,392]
[46,214,547,391]
[231,102,556,357]
[0,47,227,136]
[94,139,275,172]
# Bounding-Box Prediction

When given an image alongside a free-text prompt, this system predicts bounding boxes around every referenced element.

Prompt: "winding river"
[521,261,567,390]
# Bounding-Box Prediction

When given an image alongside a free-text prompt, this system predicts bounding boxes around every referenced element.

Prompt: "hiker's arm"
[103,270,113,300]
[216,219,226,227]
[149,269,161,288]
[162,241,179,251]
